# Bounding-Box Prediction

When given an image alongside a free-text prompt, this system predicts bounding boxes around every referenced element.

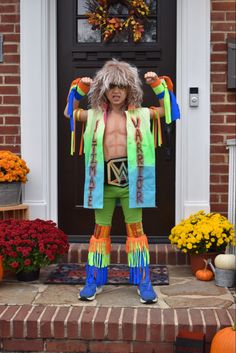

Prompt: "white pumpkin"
[214,254,236,270]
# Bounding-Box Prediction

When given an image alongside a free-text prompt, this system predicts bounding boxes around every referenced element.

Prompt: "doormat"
[45,263,169,285]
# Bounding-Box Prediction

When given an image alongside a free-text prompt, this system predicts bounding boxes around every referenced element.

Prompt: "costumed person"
[64,59,180,304]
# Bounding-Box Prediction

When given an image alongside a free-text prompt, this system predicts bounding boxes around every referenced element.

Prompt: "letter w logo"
[107,158,129,187]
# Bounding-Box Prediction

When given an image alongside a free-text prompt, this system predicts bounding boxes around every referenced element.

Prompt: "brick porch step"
[0,244,234,353]
[0,305,234,353]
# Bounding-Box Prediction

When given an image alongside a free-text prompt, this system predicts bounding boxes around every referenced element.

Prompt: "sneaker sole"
[137,288,158,304]
[79,286,102,301]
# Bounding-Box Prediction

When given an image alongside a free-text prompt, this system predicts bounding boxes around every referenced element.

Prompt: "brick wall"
[210,0,236,215]
[0,0,20,154]
[0,0,236,215]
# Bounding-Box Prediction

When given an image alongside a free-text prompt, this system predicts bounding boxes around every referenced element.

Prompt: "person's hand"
[144,72,159,85]
[69,77,80,88]
[81,77,93,87]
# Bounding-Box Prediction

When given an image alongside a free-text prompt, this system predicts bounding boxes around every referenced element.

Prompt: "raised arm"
[144,72,165,119]
[64,77,93,122]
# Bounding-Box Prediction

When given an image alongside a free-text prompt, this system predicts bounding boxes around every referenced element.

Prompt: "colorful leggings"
[86,185,150,286]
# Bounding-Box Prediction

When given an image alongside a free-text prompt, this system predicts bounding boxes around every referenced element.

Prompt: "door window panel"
[76,0,158,43]
[108,3,129,15]
[77,0,87,15]
[146,0,157,14]
[77,19,101,43]
[111,31,128,43]
[141,19,157,42]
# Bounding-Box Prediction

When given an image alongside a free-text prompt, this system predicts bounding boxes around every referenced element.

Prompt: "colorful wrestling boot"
[79,225,111,301]
[137,279,158,304]
[79,278,102,301]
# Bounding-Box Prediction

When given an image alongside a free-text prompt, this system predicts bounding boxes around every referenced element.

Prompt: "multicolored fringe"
[67,78,89,155]
[87,232,111,286]
[150,107,162,147]
[126,234,150,285]
[70,109,85,155]
[150,76,180,125]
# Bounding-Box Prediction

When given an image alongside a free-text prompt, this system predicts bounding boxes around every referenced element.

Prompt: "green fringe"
[88,251,110,268]
[127,248,150,267]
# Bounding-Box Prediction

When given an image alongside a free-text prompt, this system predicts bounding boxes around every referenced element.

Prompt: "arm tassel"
[150,107,162,148]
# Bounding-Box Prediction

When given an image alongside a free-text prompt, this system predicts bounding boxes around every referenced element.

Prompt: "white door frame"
[20,0,210,223]
[176,0,211,219]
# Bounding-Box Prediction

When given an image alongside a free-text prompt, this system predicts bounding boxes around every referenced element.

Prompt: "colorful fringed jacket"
[83,107,155,209]
[68,76,180,210]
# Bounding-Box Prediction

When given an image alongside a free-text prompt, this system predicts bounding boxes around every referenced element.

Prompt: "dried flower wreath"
[86,0,150,42]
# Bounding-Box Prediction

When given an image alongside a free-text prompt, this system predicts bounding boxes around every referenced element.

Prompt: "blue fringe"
[169,90,180,121]
[157,91,165,99]
[68,91,74,120]
[68,88,84,133]
[86,264,108,287]
[129,264,150,285]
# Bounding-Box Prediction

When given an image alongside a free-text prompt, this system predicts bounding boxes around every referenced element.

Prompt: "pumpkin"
[195,259,214,281]
[210,324,236,353]
[0,255,3,281]
[214,254,236,270]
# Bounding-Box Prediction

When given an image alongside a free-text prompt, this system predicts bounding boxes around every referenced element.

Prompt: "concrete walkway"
[0,265,235,310]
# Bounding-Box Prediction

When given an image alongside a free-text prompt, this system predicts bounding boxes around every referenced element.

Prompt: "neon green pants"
[95,185,142,226]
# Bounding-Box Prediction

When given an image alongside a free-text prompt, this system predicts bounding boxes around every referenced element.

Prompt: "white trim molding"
[176,0,211,221]
[226,139,236,226]
[226,139,236,254]
[20,0,57,221]
[20,0,210,224]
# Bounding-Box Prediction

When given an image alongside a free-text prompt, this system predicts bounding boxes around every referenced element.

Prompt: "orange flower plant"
[0,150,30,183]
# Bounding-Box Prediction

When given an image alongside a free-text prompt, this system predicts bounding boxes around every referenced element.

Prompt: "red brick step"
[0,305,234,353]
[0,244,234,353]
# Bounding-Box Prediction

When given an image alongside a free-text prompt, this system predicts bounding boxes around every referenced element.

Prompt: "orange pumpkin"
[210,325,236,353]
[0,256,3,281]
[195,259,214,281]
[196,268,213,281]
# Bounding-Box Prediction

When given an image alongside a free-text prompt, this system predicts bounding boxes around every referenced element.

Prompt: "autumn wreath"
[86,0,150,42]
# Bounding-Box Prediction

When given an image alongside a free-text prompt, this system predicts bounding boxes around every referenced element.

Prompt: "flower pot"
[214,268,236,287]
[0,182,22,206]
[16,268,40,282]
[189,252,219,275]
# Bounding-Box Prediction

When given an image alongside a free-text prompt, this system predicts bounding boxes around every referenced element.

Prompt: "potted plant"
[0,150,30,206]
[0,218,69,281]
[169,211,235,274]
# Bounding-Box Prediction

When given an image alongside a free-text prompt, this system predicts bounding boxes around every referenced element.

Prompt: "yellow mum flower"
[196,234,202,241]
[169,210,235,254]
[217,238,224,245]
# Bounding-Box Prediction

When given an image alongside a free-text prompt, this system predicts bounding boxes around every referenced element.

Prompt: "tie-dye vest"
[83,108,155,209]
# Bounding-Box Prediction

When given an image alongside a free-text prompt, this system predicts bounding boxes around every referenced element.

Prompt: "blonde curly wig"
[88,59,143,110]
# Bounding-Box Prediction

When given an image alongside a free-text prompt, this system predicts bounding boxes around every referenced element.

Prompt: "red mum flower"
[0,218,69,273]
[11,261,19,269]
[24,259,31,266]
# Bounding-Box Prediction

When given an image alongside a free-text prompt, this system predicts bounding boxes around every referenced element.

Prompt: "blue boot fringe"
[86,264,108,287]
[129,264,150,285]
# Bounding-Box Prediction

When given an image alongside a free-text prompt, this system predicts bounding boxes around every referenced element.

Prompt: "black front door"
[57,0,177,243]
